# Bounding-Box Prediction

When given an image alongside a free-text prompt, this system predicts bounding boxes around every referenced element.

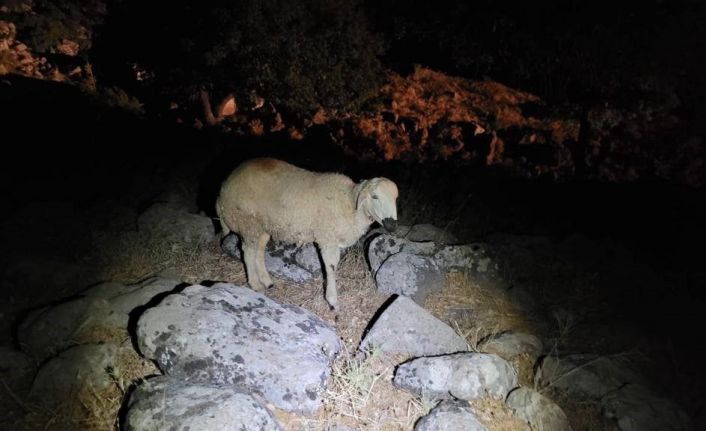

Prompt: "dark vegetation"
[94,0,385,115]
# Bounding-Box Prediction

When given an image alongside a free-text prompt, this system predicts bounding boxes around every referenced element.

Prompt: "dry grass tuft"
[276,345,431,431]
[14,342,158,431]
[543,388,614,431]
[425,271,540,350]
[74,325,131,347]
[469,398,531,431]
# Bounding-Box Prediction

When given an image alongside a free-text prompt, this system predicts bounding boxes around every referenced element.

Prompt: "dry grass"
[425,271,541,350]
[8,228,548,431]
[275,345,432,431]
[544,388,616,431]
[469,398,531,431]
[13,342,158,431]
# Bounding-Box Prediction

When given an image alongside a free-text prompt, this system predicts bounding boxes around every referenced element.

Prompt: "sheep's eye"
[372,194,379,199]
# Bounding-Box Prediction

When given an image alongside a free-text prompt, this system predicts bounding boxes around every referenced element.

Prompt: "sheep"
[216,158,398,309]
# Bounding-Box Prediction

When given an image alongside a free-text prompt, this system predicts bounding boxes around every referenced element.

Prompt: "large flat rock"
[359,295,468,357]
[137,283,342,414]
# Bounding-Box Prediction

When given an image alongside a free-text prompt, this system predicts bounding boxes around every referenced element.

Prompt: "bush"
[2,0,107,53]
[100,0,384,115]
[96,86,144,114]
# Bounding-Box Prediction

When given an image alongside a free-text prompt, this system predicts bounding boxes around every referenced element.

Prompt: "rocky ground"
[1,58,704,431]
[0,138,703,430]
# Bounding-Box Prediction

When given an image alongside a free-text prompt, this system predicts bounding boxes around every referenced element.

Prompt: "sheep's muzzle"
[383,218,397,232]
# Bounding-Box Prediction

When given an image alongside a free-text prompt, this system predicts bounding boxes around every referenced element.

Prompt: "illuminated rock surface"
[415,400,488,431]
[394,352,518,401]
[137,283,341,414]
[359,295,467,357]
[375,251,443,303]
[124,376,281,431]
[222,233,321,282]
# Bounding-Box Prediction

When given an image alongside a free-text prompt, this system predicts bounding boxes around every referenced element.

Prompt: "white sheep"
[216,158,398,309]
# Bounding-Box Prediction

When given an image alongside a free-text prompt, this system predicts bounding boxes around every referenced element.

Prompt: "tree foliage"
[2,0,108,53]
[100,0,384,114]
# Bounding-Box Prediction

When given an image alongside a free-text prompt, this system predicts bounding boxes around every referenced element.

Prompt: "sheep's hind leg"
[256,233,273,289]
[218,217,231,239]
[320,245,341,310]
[215,198,231,239]
[243,238,265,292]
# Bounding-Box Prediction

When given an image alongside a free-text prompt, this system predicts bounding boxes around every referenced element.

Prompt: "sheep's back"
[220,159,357,244]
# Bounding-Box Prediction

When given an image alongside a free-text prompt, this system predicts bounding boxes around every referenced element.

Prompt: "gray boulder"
[367,234,405,273]
[601,384,692,431]
[136,283,341,414]
[477,331,543,362]
[138,203,215,247]
[433,244,498,274]
[359,295,468,357]
[29,343,118,408]
[84,277,182,328]
[222,234,320,281]
[366,234,437,274]
[506,387,573,431]
[221,232,242,258]
[266,241,320,281]
[294,243,323,276]
[18,297,104,361]
[0,346,35,396]
[375,252,443,304]
[18,277,180,361]
[536,354,645,400]
[415,400,488,431]
[366,233,498,280]
[123,376,281,431]
[394,353,518,401]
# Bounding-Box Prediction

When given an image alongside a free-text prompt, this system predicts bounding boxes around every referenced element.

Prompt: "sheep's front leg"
[256,233,273,289]
[243,238,265,292]
[320,245,341,310]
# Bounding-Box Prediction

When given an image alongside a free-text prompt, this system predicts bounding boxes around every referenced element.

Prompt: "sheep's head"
[355,178,398,232]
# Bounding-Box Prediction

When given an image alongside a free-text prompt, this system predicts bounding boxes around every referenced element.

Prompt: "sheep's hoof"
[266,283,274,290]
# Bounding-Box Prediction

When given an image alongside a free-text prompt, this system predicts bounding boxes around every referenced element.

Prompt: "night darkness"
[1,1,705,430]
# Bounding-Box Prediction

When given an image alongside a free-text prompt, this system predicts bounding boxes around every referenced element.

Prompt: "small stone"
[415,400,488,431]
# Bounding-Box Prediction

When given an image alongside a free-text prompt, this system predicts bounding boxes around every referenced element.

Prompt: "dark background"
[1,0,705,426]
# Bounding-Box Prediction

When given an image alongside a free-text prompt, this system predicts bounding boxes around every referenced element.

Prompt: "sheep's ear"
[355,180,371,210]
